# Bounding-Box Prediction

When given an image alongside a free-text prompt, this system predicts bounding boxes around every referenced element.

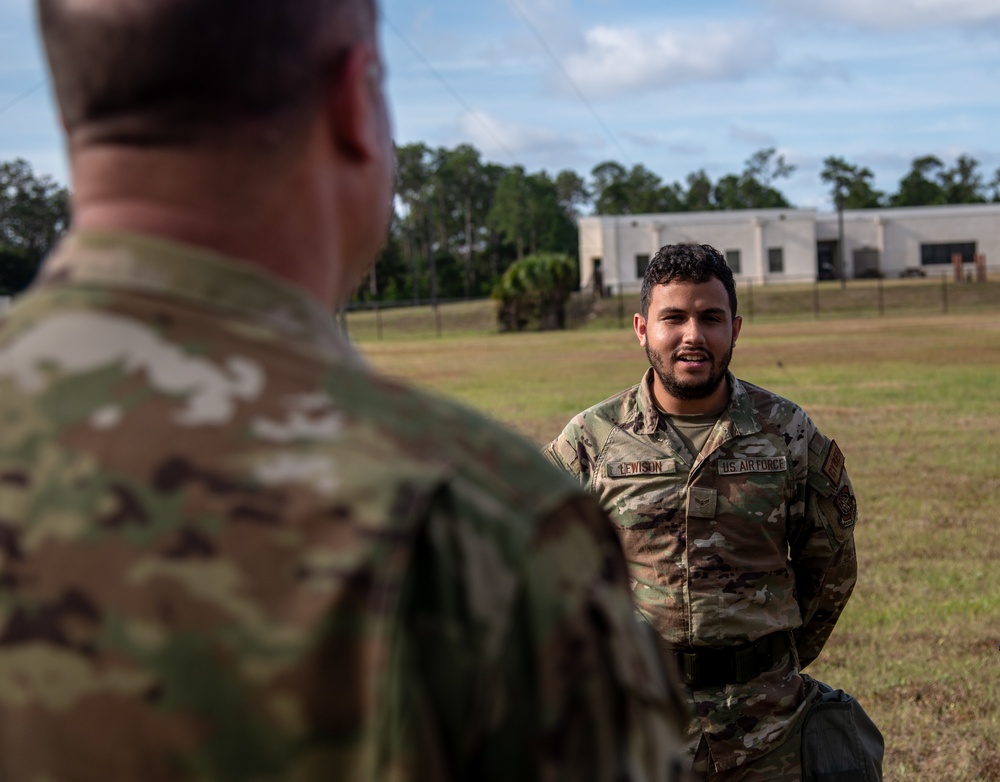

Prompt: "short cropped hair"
[639,243,738,319]
[37,0,375,145]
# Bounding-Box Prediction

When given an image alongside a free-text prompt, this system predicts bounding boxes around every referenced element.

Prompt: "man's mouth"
[675,351,710,365]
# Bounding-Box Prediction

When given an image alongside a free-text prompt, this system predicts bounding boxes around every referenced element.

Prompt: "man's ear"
[634,313,648,347]
[732,314,743,345]
[325,43,385,162]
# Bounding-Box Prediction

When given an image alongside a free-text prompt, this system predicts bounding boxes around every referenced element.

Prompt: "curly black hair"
[639,243,737,318]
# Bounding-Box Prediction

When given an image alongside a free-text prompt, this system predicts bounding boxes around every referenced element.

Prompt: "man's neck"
[68,143,348,307]
[652,378,731,417]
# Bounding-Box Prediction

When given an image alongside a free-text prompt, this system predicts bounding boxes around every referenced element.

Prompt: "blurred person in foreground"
[0,1,689,779]
[545,244,860,781]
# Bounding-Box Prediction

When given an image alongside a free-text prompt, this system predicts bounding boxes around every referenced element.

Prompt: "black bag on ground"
[801,679,884,782]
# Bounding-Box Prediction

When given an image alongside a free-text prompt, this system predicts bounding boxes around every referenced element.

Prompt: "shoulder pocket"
[807,438,857,546]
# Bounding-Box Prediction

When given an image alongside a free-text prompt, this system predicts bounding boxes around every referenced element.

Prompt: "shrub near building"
[493,252,578,332]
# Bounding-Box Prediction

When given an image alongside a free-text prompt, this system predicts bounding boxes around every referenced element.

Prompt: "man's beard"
[647,340,735,401]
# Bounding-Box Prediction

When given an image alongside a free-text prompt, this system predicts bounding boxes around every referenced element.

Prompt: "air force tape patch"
[718,456,787,475]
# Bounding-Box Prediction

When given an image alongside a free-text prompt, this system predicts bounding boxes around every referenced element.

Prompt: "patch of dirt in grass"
[880,681,979,721]
[977,748,1000,781]
[876,677,999,782]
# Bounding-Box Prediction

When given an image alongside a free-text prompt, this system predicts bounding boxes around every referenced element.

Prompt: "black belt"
[674,632,792,688]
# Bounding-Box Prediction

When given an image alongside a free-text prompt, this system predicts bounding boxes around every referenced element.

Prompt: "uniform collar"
[36,229,358,360]
[726,374,762,437]
[633,368,663,435]
[634,367,761,439]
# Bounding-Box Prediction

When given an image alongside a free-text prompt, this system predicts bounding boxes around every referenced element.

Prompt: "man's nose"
[681,320,706,345]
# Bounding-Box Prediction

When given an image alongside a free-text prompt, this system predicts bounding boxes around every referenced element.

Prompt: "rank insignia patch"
[822,440,845,485]
[688,487,717,519]
[834,485,857,527]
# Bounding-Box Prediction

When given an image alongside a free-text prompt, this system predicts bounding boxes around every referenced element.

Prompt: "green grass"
[358,308,1000,782]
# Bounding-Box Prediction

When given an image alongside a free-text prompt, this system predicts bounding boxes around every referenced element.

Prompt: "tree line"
[3,150,999,300]
[0,159,69,295]
[366,146,1000,303]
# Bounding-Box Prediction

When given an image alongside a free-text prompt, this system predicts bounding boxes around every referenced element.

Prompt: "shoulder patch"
[833,485,858,528]
[821,440,845,485]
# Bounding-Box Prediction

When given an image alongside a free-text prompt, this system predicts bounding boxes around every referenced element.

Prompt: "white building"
[579,203,1000,292]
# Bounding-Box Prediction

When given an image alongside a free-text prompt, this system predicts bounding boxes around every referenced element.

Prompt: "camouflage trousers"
[687,721,802,781]
[687,696,814,782]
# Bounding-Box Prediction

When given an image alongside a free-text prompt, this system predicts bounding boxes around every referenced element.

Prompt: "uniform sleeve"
[541,419,599,487]
[788,435,859,669]
[389,483,688,782]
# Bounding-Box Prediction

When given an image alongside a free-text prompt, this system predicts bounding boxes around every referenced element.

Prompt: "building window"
[635,253,650,278]
[768,247,784,273]
[920,241,976,266]
[725,249,741,274]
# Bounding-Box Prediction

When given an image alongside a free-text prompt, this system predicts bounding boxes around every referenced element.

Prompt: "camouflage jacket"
[0,231,688,782]
[544,368,858,771]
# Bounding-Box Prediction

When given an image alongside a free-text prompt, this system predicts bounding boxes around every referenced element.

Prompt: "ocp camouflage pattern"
[544,368,858,772]
[0,231,687,781]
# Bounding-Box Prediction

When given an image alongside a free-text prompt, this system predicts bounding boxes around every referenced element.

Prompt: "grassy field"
[358,310,1000,782]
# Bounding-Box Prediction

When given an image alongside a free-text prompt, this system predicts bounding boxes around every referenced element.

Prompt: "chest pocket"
[593,435,686,530]
[712,454,794,526]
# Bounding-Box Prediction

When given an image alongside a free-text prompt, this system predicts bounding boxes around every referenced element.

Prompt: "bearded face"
[634,278,742,414]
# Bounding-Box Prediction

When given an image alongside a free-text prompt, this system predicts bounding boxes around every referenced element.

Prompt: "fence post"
[812,283,820,319]
[746,280,754,323]
[339,304,349,338]
[877,277,884,317]
[941,273,949,314]
[434,302,441,337]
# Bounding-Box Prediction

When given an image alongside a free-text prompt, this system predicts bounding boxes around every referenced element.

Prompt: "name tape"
[606,459,676,478]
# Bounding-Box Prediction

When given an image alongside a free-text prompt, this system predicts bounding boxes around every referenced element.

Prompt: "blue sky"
[3,0,999,209]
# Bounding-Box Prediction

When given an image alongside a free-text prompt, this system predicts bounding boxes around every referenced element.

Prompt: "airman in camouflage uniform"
[0,1,688,779]
[545,244,858,781]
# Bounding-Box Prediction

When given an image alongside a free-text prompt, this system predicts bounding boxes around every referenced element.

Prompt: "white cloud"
[762,0,1000,31]
[783,57,853,85]
[619,131,706,158]
[456,110,587,158]
[558,22,777,99]
[507,0,583,52]
[729,124,777,148]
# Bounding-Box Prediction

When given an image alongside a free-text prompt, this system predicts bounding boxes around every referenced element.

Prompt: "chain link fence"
[343,274,1000,341]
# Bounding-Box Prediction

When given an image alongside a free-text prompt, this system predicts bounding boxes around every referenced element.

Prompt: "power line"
[504,0,633,166]
[383,16,521,165]
[0,79,46,117]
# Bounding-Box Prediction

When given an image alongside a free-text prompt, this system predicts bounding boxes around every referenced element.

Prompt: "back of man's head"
[640,243,738,318]
[37,0,375,148]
